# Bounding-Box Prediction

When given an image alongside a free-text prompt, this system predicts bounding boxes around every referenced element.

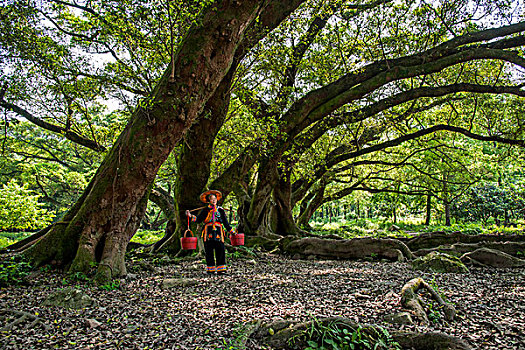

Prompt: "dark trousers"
[204,240,226,268]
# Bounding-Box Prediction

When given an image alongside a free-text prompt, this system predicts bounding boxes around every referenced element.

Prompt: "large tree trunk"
[22,0,267,283]
[444,200,451,226]
[442,175,452,226]
[151,0,305,250]
[241,157,280,235]
[297,184,326,228]
[425,192,431,225]
[154,67,236,253]
[270,174,304,235]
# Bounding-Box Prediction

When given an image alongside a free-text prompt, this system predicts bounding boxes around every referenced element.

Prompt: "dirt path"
[1,254,524,349]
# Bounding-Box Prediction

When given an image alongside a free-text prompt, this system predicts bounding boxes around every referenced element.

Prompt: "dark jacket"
[193,205,233,241]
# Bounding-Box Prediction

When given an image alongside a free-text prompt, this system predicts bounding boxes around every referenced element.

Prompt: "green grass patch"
[130,229,164,245]
[309,218,525,239]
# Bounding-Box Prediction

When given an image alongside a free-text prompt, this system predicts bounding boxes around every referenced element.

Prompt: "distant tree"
[0,180,55,231]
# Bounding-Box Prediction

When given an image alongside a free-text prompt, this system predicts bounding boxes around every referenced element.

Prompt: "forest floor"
[1,252,524,350]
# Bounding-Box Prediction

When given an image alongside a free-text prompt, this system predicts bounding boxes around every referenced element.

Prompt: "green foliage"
[0,232,35,249]
[0,256,32,287]
[68,271,90,283]
[428,277,450,303]
[452,182,525,224]
[228,250,243,259]
[227,246,258,259]
[291,317,401,350]
[130,229,164,245]
[427,301,442,324]
[217,323,254,350]
[310,217,524,239]
[98,279,121,291]
[126,250,178,270]
[0,236,14,249]
[0,180,55,231]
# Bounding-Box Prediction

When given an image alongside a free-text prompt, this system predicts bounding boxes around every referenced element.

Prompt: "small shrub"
[68,271,90,283]
[0,256,32,286]
[217,322,254,350]
[291,317,401,350]
[427,301,442,324]
[98,279,121,291]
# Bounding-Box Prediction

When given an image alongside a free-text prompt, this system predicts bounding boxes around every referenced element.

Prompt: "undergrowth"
[309,218,524,239]
[130,229,164,245]
[0,255,32,286]
[291,317,401,350]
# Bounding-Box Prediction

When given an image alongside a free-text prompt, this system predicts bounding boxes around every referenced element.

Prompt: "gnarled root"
[0,308,50,332]
[251,317,470,350]
[401,277,456,324]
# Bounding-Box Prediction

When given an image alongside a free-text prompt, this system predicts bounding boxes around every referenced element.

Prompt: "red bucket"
[181,229,197,250]
[230,233,245,246]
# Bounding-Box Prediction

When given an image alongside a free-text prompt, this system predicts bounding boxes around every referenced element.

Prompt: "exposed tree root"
[413,241,525,257]
[403,231,525,251]
[250,316,470,350]
[400,277,456,324]
[1,226,52,253]
[279,237,415,261]
[245,235,282,251]
[0,308,50,332]
[392,330,471,350]
[460,248,525,268]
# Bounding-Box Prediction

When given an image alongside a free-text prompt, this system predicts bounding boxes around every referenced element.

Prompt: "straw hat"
[199,190,222,203]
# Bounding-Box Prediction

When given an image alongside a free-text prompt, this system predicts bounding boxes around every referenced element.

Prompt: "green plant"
[428,277,449,302]
[291,317,401,350]
[0,236,14,249]
[0,256,32,286]
[98,279,121,291]
[228,250,243,259]
[39,265,51,273]
[217,322,254,350]
[427,302,442,324]
[68,271,89,282]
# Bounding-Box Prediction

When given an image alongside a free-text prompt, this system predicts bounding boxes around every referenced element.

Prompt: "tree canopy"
[1,0,525,280]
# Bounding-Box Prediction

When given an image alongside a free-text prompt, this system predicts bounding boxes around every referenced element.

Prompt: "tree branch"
[280,22,525,136]
[0,100,105,152]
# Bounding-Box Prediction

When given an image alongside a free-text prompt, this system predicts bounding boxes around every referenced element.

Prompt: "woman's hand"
[185,210,190,217]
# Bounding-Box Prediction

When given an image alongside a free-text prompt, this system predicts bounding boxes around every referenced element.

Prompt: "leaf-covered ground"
[1,253,524,349]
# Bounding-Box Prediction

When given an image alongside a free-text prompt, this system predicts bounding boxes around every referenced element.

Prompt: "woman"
[186,190,234,275]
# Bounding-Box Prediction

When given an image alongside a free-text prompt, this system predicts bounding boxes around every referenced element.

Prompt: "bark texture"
[270,175,306,236]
